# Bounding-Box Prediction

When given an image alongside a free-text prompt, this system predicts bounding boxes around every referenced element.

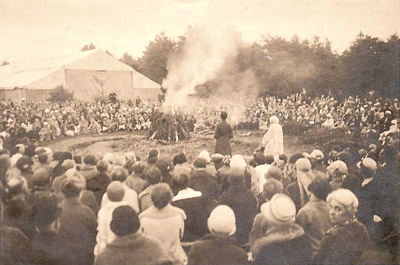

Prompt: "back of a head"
[107,181,125,202]
[96,159,109,173]
[229,167,245,185]
[193,158,207,169]
[83,154,96,166]
[208,205,236,236]
[150,183,173,209]
[265,155,275,165]
[110,166,129,182]
[31,168,50,187]
[132,161,146,174]
[262,178,283,200]
[308,178,331,201]
[110,205,140,236]
[173,153,187,166]
[32,194,60,229]
[265,166,282,181]
[289,153,304,164]
[220,111,228,120]
[172,170,190,191]
[254,153,266,166]
[146,167,162,185]
[38,153,48,164]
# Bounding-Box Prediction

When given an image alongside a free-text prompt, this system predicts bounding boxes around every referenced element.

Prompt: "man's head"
[110,206,140,236]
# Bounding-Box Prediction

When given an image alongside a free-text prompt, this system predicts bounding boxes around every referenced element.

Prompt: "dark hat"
[254,153,266,165]
[110,205,140,236]
[156,159,172,174]
[148,149,158,158]
[32,194,61,228]
[83,154,96,165]
[16,155,33,171]
[173,153,187,165]
[131,161,146,174]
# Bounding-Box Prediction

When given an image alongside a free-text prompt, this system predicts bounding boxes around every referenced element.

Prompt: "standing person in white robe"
[260,116,283,161]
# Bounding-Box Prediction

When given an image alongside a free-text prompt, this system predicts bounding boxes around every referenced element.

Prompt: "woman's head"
[150,183,173,209]
[327,189,358,225]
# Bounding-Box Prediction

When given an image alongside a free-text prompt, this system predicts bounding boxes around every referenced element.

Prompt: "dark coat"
[312,220,371,265]
[285,182,305,212]
[58,197,97,265]
[253,223,312,265]
[95,233,172,265]
[188,234,250,265]
[190,169,220,203]
[214,120,233,156]
[31,230,73,265]
[220,184,258,245]
[86,172,110,205]
[0,225,33,265]
[172,194,211,241]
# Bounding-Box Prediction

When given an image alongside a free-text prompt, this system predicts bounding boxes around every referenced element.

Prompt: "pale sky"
[0,0,399,63]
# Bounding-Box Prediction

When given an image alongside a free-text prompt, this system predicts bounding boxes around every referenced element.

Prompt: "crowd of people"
[1,92,398,144]
[0,116,398,264]
[0,98,156,142]
[248,93,399,139]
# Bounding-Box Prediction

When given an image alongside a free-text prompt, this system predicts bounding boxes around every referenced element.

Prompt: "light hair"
[327,188,359,213]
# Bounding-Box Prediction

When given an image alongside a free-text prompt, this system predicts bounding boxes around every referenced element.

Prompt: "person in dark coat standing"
[58,175,97,265]
[188,205,250,265]
[190,158,220,205]
[220,167,257,245]
[214,111,233,156]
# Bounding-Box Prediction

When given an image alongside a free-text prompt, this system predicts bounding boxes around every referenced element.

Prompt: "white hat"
[198,150,211,163]
[207,205,236,236]
[230,155,247,169]
[328,160,348,174]
[357,157,377,171]
[261,194,296,224]
[310,150,324,160]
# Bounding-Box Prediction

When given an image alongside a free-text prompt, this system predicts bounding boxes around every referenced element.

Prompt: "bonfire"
[147,111,190,142]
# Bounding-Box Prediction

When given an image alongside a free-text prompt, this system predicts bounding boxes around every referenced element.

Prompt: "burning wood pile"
[148,111,190,142]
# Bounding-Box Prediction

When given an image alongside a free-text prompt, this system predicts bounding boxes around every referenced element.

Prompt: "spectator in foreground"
[188,205,250,265]
[140,183,187,265]
[253,194,312,265]
[296,178,331,252]
[95,205,172,265]
[312,189,371,265]
[220,167,257,245]
[58,174,97,265]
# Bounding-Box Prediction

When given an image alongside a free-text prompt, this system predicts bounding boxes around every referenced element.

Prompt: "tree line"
[120,32,399,99]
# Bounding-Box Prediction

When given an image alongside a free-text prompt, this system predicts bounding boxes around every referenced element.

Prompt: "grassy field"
[46,125,358,162]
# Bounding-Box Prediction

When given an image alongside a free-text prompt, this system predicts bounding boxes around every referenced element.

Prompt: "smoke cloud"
[162,25,259,119]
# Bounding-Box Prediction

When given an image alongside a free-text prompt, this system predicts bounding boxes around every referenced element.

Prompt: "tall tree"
[136,33,177,84]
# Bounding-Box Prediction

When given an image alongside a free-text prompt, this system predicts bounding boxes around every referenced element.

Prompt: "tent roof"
[0,50,160,90]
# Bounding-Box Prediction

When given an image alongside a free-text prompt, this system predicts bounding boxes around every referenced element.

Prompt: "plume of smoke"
[162,25,243,110]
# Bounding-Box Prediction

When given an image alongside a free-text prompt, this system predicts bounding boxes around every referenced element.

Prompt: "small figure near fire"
[214,111,233,156]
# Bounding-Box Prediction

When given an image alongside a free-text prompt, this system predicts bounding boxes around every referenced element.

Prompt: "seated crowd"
[0,129,399,265]
[1,93,398,145]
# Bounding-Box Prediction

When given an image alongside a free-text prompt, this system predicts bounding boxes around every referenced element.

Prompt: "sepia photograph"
[0,0,399,264]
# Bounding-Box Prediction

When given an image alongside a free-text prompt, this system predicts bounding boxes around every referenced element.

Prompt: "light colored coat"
[140,204,187,265]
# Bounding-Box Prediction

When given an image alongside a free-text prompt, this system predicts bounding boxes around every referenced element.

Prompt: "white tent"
[0,50,160,102]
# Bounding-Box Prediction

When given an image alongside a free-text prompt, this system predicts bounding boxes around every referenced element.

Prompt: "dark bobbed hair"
[308,178,331,201]
[150,183,173,209]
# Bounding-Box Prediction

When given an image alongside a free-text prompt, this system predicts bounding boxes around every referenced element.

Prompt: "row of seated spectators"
[0,132,399,264]
[1,93,399,144]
